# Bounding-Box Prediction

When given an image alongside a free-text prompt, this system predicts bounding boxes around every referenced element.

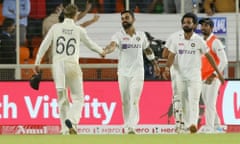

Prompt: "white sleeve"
[164,35,173,49]
[168,38,177,54]
[142,32,150,50]
[111,33,120,48]
[80,27,103,54]
[35,26,54,65]
[212,39,228,72]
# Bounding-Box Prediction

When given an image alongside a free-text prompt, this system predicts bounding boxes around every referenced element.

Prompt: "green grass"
[0,133,240,144]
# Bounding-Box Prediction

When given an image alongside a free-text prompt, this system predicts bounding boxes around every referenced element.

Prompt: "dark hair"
[199,18,214,27]
[181,12,198,25]
[2,18,15,30]
[58,11,64,22]
[121,10,135,19]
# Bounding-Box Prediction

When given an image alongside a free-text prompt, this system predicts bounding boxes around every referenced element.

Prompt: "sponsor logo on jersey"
[178,49,196,55]
[178,43,184,46]
[123,37,129,41]
[122,44,141,49]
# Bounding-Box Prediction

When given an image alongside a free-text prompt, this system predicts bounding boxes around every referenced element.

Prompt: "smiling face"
[121,12,135,30]
[200,22,212,36]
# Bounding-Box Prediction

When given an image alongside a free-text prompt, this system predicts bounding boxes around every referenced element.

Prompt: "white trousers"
[175,80,202,128]
[53,61,84,133]
[118,74,144,129]
[202,78,221,130]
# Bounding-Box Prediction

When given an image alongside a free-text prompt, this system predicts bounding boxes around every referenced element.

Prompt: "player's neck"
[203,35,209,40]
[125,27,135,37]
[184,32,193,40]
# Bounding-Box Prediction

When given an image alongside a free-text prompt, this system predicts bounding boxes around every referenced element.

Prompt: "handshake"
[99,45,115,58]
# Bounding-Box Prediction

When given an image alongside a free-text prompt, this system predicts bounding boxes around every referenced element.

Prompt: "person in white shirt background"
[33,4,105,135]
[103,10,161,134]
[162,30,188,133]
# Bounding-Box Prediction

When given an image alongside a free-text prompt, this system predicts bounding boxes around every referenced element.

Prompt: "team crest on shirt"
[191,43,195,47]
[136,37,140,41]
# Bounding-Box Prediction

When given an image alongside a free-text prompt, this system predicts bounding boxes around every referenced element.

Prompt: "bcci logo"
[136,37,140,41]
[191,43,195,47]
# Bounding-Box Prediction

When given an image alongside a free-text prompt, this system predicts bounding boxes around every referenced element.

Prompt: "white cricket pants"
[202,78,221,130]
[118,74,144,129]
[53,61,84,133]
[175,80,202,128]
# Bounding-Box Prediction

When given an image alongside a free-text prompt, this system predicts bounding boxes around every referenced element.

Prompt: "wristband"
[146,53,155,61]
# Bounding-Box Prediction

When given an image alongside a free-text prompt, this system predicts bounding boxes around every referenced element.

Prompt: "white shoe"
[198,126,214,134]
[214,127,225,133]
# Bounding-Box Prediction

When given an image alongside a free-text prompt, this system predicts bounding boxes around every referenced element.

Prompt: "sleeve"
[111,32,120,48]
[212,39,228,72]
[2,1,15,19]
[35,26,54,65]
[142,32,150,50]
[80,27,103,54]
[164,36,172,49]
[20,0,31,17]
[168,36,177,54]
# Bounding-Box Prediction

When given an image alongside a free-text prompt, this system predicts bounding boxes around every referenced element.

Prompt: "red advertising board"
[0,81,240,126]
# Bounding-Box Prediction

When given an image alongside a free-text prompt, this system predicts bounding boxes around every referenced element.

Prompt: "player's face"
[200,23,212,36]
[121,13,134,30]
[182,17,195,33]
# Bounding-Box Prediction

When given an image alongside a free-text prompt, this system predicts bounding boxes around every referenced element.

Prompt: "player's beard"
[183,26,193,33]
[122,22,132,30]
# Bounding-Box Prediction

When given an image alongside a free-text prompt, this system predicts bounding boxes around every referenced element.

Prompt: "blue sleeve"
[20,0,31,17]
[2,1,15,19]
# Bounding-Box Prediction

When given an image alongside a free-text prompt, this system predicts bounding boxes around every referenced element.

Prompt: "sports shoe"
[65,119,77,135]
[127,127,136,134]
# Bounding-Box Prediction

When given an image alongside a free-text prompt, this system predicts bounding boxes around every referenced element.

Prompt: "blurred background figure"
[27,0,46,58]
[42,0,63,64]
[128,0,153,13]
[0,18,16,80]
[163,0,201,13]
[147,0,164,13]
[203,0,236,16]
[2,0,30,46]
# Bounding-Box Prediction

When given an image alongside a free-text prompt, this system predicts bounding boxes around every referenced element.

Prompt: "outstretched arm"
[104,41,117,54]
[77,0,92,21]
[80,14,100,27]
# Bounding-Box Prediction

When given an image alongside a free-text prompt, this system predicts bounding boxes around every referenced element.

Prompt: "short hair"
[2,18,15,30]
[64,4,78,18]
[199,18,214,27]
[121,10,135,19]
[181,12,198,25]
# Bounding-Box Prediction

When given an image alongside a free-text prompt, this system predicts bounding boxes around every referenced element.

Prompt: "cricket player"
[33,4,105,135]
[103,10,161,134]
[163,30,191,133]
[199,18,228,133]
[164,12,224,133]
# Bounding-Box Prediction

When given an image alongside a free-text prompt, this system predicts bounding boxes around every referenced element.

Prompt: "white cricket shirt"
[168,32,209,81]
[111,29,149,77]
[35,18,103,65]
